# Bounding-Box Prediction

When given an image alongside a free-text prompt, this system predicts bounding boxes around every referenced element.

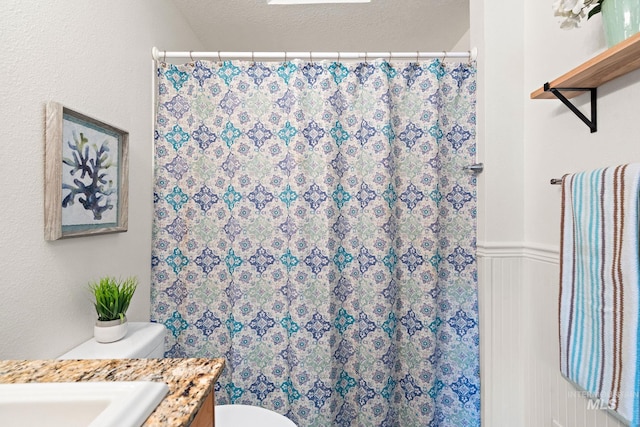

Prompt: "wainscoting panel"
[478,252,524,426]
[479,244,627,427]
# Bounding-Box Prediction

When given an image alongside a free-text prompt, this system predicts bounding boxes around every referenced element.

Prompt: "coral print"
[62,115,119,225]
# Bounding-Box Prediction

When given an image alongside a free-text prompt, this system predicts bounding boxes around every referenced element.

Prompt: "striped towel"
[560,164,640,426]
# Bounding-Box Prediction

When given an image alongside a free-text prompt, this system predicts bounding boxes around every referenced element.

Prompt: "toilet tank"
[59,322,166,359]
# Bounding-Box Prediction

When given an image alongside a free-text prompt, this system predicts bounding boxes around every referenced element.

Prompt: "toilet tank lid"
[58,322,166,359]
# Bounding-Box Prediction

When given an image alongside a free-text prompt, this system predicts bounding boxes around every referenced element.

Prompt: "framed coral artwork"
[44,102,129,240]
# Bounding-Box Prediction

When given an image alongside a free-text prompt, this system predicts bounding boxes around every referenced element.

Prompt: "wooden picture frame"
[44,102,129,240]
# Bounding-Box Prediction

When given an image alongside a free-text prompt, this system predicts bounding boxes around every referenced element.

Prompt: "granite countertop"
[0,357,225,427]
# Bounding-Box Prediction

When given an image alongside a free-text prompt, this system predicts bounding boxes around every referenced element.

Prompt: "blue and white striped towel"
[560,164,640,426]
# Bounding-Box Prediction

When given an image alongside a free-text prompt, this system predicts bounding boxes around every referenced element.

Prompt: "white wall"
[524,1,640,246]
[471,0,526,421]
[472,0,525,246]
[451,28,470,52]
[0,0,203,359]
[474,0,640,425]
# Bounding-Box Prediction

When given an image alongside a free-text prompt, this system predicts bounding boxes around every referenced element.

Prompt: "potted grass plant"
[90,276,137,343]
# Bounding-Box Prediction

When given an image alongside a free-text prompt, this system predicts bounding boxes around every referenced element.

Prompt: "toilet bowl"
[215,404,297,427]
[58,322,166,359]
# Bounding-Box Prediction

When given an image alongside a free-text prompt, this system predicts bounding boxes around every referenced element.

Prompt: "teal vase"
[601,0,640,47]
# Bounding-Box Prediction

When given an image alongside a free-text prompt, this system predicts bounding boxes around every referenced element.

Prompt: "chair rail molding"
[477,241,559,264]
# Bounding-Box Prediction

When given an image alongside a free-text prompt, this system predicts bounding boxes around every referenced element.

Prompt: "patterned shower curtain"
[152,58,479,426]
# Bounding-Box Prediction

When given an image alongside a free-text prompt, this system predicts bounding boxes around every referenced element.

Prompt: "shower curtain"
[152,58,479,426]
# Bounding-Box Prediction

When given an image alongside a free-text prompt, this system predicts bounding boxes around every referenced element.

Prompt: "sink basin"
[0,381,169,427]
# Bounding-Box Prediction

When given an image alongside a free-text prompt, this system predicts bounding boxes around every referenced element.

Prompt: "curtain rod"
[151,47,477,62]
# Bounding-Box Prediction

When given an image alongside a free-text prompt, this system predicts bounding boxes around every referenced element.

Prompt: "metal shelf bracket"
[543,83,597,133]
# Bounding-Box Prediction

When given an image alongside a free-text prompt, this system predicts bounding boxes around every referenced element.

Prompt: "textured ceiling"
[170,0,469,52]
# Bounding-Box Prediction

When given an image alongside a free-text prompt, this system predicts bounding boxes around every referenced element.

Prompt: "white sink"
[0,381,169,427]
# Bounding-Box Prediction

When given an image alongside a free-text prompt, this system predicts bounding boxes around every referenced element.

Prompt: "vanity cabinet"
[190,390,215,427]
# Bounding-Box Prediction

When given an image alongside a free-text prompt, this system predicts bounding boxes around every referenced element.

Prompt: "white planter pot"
[94,317,128,343]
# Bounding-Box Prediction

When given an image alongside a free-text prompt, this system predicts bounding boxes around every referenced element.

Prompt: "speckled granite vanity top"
[0,357,225,426]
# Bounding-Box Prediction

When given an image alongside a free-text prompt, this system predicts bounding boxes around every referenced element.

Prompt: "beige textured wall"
[0,0,203,359]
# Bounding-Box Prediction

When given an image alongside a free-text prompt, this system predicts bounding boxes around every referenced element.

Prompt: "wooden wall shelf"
[531,31,640,100]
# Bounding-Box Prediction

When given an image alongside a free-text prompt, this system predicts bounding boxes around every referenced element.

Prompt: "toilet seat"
[215,404,297,427]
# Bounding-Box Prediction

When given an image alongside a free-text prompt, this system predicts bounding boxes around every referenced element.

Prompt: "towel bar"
[550,178,562,185]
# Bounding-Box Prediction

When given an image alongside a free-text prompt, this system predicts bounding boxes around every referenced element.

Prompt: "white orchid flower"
[571,0,585,14]
[553,0,600,29]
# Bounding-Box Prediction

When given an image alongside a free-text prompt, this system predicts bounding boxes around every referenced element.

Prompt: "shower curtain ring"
[310,52,313,63]
[364,52,368,64]
[284,51,288,62]
[337,51,341,64]
[217,51,221,63]
[189,51,194,62]
[416,51,420,63]
[163,50,166,62]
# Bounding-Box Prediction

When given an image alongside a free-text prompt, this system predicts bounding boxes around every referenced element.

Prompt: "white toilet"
[59,322,166,359]
[58,322,297,426]
[215,404,297,427]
